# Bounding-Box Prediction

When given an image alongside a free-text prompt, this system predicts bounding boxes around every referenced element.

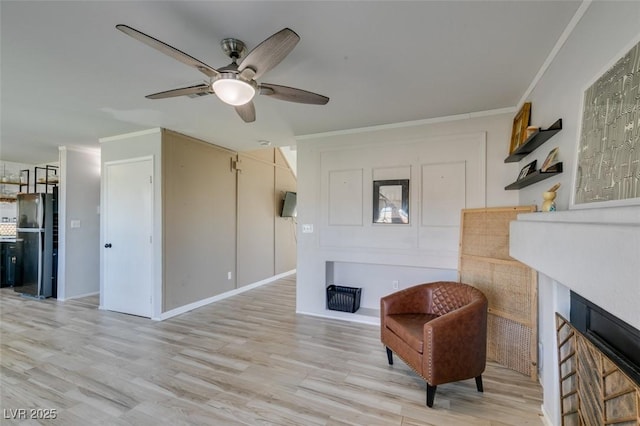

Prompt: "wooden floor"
[0,276,543,425]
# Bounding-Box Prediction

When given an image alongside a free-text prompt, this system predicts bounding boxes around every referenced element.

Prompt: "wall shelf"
[19,169,30,193]
[504,163,563,190]
[18,166,58,194]
[34,165,58,192]
[1,181,22,203]
[505,119,562,163]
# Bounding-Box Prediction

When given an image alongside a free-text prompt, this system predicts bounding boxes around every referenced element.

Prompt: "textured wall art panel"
[575,40,640,205]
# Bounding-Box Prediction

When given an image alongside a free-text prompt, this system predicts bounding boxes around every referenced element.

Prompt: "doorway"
[102,157,153,317]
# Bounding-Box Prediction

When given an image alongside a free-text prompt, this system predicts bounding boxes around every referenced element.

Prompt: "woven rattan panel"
[556,315,640,426]
[487,315,533,376]
[459,206,538,379]
[460,207,522,260]
[459,257,534,323]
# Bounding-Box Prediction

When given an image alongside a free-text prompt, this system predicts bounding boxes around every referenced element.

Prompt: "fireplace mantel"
[509,205,640,330]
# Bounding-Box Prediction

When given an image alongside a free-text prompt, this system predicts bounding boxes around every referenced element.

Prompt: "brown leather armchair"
[380,281,488,407]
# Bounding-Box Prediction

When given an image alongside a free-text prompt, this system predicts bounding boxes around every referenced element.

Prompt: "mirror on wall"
[373,179,409,224]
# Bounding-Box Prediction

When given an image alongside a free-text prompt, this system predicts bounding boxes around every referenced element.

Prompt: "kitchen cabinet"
[0,241,21,287]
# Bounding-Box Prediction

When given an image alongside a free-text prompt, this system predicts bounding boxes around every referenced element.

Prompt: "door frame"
[100,155,160,318]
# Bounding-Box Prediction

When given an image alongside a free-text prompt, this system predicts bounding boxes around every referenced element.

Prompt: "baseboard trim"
[155,270,296,321]
[57,290,100,302]
[540,403,553,426]
[296,309,380,326]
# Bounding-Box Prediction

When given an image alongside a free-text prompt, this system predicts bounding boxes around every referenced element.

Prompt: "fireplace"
[509,204,640,425]
[570,291,640,386]
[556,313,640,424]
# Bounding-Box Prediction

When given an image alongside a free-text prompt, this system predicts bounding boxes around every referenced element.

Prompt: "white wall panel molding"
[297,113,512,322]
[421,161,466,227]
[328,169,363,226]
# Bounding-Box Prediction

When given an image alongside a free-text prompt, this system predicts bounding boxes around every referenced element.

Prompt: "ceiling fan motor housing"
[220,38,246,60]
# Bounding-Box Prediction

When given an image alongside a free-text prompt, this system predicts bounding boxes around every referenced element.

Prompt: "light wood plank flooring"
[0,276,543,425]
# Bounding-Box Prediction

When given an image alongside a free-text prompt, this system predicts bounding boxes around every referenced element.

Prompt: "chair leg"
[385,347,393,365]
[475,375,484,392]
[426,384,437,407]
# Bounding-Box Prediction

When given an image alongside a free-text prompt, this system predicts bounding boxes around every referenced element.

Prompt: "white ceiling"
[1,1,582,164]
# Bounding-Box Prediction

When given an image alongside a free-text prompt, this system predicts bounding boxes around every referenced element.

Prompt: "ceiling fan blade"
[116,24,219,78]
[237,28,300,80]
[260,83,329,105]
[145,83,212,99]
[235,101,256,123]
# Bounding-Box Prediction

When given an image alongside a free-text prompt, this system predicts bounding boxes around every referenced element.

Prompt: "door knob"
[104,243,112,248]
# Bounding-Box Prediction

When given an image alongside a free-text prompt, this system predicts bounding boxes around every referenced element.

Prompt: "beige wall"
[275,149,297,274]
[101,129,297,315]
[237,148,297,287]
[237,153,275,287]
[162,130,237,311]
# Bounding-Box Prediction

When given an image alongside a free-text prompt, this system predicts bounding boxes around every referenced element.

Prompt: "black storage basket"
[326,285,362,313]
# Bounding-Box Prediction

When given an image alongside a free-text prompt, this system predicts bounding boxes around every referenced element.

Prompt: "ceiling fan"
[116,24,329,123]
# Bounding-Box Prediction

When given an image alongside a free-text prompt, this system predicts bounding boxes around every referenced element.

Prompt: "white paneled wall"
[297,117,517,324]
[328,169,363,226]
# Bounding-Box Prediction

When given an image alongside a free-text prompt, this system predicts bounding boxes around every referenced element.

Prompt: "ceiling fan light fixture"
[212,74,256,106]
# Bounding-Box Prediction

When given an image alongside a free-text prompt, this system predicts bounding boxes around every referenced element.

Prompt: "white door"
[103,157,153,317]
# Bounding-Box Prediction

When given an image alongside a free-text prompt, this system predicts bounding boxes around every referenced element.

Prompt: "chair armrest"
[422,298,488,385]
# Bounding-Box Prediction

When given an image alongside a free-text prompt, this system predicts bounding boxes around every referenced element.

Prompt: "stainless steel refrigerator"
[15,192,57,298]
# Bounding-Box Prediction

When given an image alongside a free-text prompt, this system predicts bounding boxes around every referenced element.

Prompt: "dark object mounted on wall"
[373,179,409,224]
[281,191,297,217]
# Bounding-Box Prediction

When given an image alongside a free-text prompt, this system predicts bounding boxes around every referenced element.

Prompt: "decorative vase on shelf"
[542,191,557,212]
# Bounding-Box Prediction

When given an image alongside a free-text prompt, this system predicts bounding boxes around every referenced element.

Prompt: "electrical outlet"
[392,280,399,290]
[227,271,232,280]
[302,224,314,233]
